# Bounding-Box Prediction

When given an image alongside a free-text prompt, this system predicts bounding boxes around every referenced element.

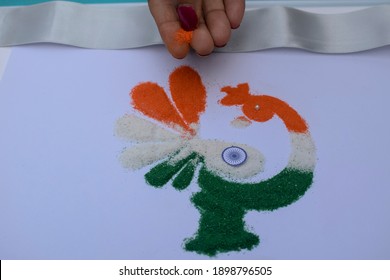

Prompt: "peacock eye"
[222,146,247,166]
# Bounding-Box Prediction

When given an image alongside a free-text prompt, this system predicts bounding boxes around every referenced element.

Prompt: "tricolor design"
[116,66,316,256]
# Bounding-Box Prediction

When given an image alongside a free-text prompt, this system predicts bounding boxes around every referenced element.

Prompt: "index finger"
[148,0,191,58]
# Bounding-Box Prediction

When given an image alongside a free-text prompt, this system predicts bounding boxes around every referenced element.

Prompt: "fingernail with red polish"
[177,5,198,31]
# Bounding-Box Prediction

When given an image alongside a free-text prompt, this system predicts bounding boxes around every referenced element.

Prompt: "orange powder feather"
[131,66,206,136]
[169,66,206,126]
[131,82,190,133]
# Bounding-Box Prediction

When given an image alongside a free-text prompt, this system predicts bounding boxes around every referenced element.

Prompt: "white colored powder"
[168,145,193,164]
[230,117,251,128]
[119,141,184,170]
[116,114,181,142]
[116,112,266,179]
[286,132,316,172]
[189,138,265,180]
[116,112,315,180]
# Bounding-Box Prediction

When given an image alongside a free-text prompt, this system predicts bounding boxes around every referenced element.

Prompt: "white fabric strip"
[225,5,390,53]
[0,47,12,80]
[0,1,390,52]
[0,2,161,49]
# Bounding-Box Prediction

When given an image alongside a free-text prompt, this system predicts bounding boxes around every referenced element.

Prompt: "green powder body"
[144,152,314,256]
[186,166,314,256]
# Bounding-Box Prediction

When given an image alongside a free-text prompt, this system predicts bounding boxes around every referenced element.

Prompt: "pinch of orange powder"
[175,28,193,45]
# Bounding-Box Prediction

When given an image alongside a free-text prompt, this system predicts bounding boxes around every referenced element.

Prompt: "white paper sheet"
[0,45,389,260]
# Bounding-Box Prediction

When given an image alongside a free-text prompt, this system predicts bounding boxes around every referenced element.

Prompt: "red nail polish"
[177,5,198,31]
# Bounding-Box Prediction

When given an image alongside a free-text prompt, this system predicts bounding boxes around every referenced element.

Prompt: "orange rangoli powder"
[221,83,308,133]
[175,29,193,45]
[131,66,206,136]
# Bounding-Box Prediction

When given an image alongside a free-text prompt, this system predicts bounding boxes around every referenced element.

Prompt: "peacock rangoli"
[116,66,316,256]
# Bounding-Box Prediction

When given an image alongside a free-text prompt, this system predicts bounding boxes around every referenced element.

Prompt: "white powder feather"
[119,141,184,170]
[115,114,181,142]
[287,132,316,172]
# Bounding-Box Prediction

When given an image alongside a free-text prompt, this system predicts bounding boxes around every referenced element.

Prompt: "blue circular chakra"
[222,146,247,166]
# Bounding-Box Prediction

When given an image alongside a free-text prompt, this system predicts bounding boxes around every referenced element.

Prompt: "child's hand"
[148,0,245,58]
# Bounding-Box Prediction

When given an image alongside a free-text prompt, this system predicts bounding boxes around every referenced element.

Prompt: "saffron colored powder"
[175,29,193,45]
[131,66,206,136]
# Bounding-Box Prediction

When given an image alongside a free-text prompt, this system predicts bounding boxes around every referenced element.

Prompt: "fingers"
[148,0,245,58]
[224,0,245,29]
[176,0,214,56]
[148,0,190,59]
[190,21,214,56]
[194,0,245,53]
[203,0,231,47]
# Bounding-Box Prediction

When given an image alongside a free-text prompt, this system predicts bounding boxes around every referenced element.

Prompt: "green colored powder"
[172,158,199,190]
[186,166,314,256]
[145,153,197,189]
[145,151,314,256]
[197,166,314,211]
[185,199,260,255]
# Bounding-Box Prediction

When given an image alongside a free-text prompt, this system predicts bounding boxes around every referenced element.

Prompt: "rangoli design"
[116,66,316,256]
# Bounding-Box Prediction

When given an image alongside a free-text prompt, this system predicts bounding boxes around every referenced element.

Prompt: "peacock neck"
[266,96,309,134]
